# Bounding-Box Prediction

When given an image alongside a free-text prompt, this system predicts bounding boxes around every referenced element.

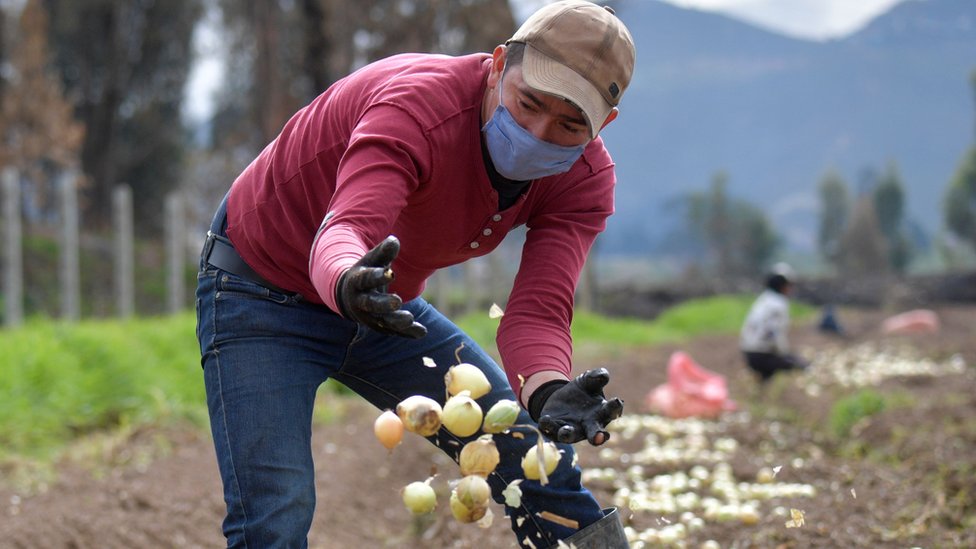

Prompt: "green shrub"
[456,295,812,349]
[829,389,887,438]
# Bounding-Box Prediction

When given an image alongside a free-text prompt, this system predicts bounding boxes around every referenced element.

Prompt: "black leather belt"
[202,231,293,295]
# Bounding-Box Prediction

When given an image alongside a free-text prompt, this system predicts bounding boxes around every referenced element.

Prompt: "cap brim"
[521,44,611,140]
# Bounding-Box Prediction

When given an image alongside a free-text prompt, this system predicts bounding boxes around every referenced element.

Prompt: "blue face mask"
[482,75,586,181]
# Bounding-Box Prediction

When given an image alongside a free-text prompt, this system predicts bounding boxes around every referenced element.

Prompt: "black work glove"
[335,236,427,339]
[529,368,624,446]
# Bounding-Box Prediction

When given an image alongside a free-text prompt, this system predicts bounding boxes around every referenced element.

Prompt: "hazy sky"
[512,0,907,40]
[656,0,907,40]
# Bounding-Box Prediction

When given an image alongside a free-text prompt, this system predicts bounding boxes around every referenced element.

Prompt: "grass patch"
[829,388,887,438]
[0,313,207,462]
[457,294,813,349]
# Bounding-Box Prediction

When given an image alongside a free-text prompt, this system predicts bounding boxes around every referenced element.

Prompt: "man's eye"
[562,123,584,134]
[518,100,537,112]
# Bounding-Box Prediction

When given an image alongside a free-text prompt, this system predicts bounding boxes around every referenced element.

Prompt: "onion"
[449,490,488,523]
[373,410,404,450]
[459,435,500,477]
[482,399,520,434]
[455,475,491,509]
[442,393,483,437]
[401,480,437,515]
[396,395,442,437]
[740,505,761,525]
[521,441,561,481]
[445,363,492,399]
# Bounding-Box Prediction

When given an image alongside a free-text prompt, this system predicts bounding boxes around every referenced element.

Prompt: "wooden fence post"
[576,254,595,312]
[113,184,134,318]
[463,259,480,314]
[435,267,451,313]
[60,171,81,321]
[3,168,23,327]
[165,192,185,314]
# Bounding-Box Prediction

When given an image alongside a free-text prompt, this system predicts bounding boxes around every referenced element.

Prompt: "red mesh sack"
[645,351,736,419]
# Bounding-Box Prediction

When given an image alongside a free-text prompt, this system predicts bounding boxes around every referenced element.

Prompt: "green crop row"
[1,296,809,461]
[0,313,206,460]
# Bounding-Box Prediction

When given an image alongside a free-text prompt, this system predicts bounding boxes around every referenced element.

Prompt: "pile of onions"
[380,348,580,529]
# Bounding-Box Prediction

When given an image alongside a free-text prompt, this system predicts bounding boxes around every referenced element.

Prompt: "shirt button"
[469,242,480,249]
[482,228,492,236]
[492,214,502,222]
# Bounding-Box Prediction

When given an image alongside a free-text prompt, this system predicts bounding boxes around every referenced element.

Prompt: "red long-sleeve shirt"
[225,52,616,399]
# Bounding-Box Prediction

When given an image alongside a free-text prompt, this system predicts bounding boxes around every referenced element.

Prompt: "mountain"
[596,0,976,257]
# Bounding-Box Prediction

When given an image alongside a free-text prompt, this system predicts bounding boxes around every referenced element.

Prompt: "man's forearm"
[520,370,570,408]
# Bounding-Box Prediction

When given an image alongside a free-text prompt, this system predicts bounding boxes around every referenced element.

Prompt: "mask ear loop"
[493,69,508,122]
[482,66,507,132]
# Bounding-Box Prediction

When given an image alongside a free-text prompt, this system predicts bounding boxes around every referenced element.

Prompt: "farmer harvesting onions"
[196,2,635,547]
[740,263,810,384]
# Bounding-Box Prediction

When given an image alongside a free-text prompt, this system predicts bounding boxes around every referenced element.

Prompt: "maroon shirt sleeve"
[310,103,432,312]
[496,153,616,400]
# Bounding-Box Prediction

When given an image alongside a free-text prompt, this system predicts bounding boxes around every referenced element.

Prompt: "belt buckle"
[202,231,217,263]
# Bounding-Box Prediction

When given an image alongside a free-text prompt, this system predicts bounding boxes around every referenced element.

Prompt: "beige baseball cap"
[509,0,636,139]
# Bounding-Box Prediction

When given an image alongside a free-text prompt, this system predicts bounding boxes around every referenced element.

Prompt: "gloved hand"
[530,368,624,446]
[335,236,427,339]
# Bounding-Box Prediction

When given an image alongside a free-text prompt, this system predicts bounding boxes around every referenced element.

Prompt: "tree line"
[0,1,974,320]
[0,0,516,320]
[681,70,976,282]
[0,0,515,232]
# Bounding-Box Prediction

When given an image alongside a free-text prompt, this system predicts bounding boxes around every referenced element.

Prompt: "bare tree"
[817,170,849,270]
[0,0,85,216]
[45,0,201,230]
[212,0,515,154]
[837,196,888,277]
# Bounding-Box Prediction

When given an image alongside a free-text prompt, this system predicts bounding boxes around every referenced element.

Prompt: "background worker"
[740,263,810,384]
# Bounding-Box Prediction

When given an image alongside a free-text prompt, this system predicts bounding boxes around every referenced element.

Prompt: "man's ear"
[487,45,506,88]
[599,107,619,131]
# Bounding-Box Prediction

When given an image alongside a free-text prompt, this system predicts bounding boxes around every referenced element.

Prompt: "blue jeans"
[196,235,604,549]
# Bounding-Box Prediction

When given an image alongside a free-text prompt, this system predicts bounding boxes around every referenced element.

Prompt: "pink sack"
[881,309,940,334]
[645,351,736,419]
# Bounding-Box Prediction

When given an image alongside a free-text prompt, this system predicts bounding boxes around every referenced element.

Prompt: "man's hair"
[766,274,790,294]
[503,42,526,73]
